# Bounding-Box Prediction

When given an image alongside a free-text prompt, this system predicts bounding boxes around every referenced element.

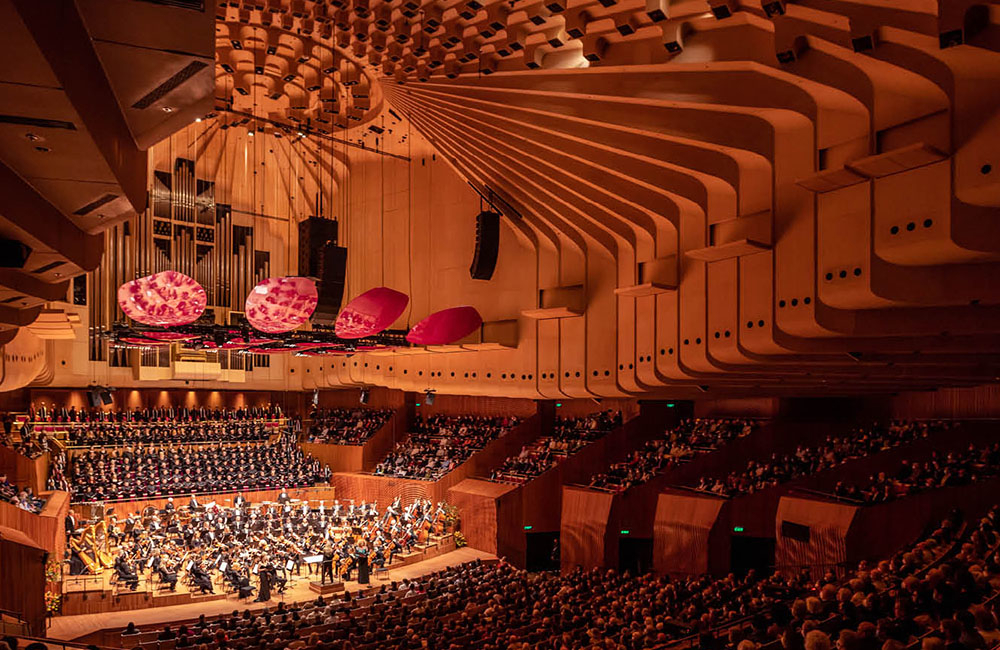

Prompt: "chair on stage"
[373,565,389,581]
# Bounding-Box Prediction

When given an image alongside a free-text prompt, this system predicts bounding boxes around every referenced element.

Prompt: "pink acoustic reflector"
[117,271,207,327]
[245,277,318,333]
[335,287,409,339]
[406,306,483,345]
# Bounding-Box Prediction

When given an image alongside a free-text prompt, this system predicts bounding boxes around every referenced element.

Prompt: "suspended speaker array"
[298,216,347,324]
[469,211,500,280]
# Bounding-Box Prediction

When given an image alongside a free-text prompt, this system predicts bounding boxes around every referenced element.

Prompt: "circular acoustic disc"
[117,271,207,327]
[335,287,410,339]
[245,277,318,334]
[405,306,483,345]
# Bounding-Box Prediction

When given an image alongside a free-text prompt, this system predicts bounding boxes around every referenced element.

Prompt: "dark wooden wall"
[0,530,46,635]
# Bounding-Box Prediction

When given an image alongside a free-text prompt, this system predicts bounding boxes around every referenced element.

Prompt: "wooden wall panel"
[652,490,727,576]
[774,496,858,578]
[316,387,406,409]
[0,447,49,495]
[0,490,67,557]
[300,443,365,474]
[415,394,538,418]
[889,384,1000,420]
[446,478,517,556]
[0,532,46,635]
[560,486,614,571]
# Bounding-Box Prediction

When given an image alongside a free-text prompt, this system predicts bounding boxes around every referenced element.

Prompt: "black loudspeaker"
[312,244,348,324]
[100,389,113,405]
[0,239,32,269]
[469,211,500,280]
[87,389,101,408]
[298,217,340,278]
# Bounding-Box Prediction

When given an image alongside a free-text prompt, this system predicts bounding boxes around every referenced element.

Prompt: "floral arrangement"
[44,591,61,615]
[443,504,461,531]
[454,531,467,548]
[45,556,61,583]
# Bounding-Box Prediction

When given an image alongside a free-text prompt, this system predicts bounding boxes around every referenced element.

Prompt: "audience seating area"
[691,421,948,497]
[488,411,622,484]
[588,419,755,493]
[108,502,1000,650]
[0,474,45,514]
[831,442,1000,504]
[306,408,394,445]
[373,414,520,481]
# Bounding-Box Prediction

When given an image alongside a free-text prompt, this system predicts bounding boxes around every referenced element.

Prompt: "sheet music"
[304,555,324,563]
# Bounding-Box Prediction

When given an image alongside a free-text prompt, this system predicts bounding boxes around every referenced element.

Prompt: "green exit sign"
[620,529,630,535]
[524,525,533,530]
[666,403,676,408]
[733,526,745,533]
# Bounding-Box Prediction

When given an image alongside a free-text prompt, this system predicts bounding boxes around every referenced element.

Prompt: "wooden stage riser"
[59,537,456,617]
[62,589,227,616]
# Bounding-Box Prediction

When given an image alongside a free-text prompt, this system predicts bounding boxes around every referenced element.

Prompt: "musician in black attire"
[190,562,214,594]
[255,564,272,602]
[114,553,139,590]
[321,545,335,585]
[152,555,177,591]
[355,541,370,585]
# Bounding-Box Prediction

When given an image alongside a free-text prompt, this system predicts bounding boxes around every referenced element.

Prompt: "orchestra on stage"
[67,494,453,601]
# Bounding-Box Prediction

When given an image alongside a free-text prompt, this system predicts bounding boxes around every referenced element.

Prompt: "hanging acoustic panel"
[335,286,409,339]
[117,271,207,327]
[406,306,483,345]
[245,276,318,333]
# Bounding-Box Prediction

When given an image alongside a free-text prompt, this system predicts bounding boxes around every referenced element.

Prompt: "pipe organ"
[88,157,275,364]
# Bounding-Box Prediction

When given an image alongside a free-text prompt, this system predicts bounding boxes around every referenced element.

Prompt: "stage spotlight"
[360,388,370,404]
[424,389,435,405]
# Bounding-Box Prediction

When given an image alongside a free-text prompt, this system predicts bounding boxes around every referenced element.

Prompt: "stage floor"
[47,547,496,642]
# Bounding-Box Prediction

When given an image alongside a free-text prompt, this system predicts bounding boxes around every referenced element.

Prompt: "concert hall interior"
[1,0,1000,649]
